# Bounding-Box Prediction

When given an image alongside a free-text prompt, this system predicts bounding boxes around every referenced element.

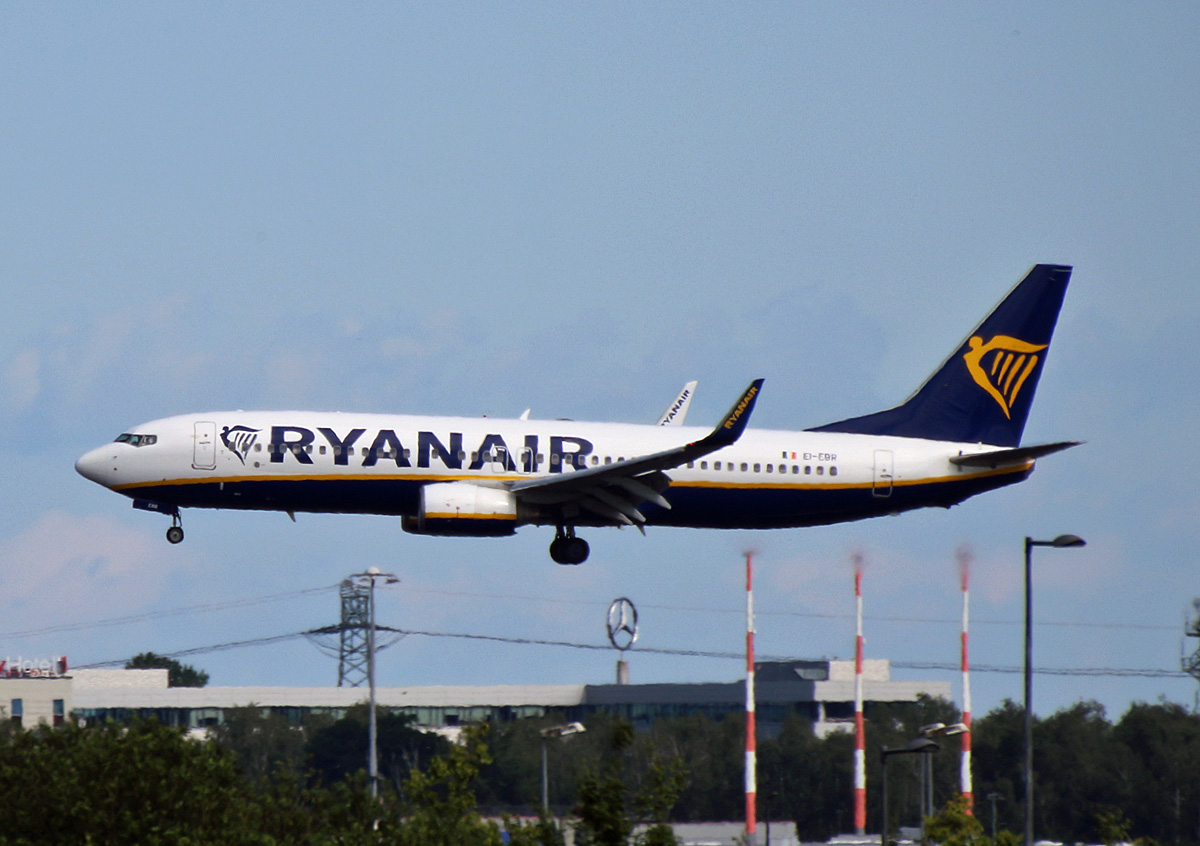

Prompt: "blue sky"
[2,3,1199,721]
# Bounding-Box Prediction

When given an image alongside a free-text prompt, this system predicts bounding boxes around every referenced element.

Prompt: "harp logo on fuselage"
[962,335,1048,420]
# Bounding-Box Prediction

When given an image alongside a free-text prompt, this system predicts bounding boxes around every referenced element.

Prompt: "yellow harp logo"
[963,335,1048,419]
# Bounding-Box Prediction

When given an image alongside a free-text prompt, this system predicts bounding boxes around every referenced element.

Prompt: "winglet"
[704,379,764,448]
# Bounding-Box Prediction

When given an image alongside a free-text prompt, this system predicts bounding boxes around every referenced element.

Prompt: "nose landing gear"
[166,512,184,545]
[549,526,589,565]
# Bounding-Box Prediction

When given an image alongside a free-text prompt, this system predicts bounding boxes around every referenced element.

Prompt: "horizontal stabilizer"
[949,440,1082,468]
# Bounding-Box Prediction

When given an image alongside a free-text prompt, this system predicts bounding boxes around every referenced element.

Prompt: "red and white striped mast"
[745,551,758,846]
[958,544,974,813]
[853,554,867,836]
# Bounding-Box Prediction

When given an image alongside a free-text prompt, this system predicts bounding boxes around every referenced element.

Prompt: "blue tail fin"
[808,264,1072,447]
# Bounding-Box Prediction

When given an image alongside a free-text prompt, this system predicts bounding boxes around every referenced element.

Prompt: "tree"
[209,705,324,783]
[1112,701,1200,846]
[398,723,504,845]
[125,651,210,687]
[0,719,255,844]
[925,795,988,846]
[305,704,449,789]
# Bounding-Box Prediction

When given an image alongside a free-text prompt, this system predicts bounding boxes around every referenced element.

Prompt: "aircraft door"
[490,446,509,475]
[193,421,217,470]
[872,449,893,498]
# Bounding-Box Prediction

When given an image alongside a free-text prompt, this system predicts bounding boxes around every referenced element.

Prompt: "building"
[0,656,72,728]
[63,659,948,736]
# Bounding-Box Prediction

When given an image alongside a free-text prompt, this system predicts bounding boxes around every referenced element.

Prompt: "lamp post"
[1023,534,1085,846]
[916,723,968,822]
[881,737,939,846]
[987,792,1004,841]
[351,566,399,798]
[540,722,586,814]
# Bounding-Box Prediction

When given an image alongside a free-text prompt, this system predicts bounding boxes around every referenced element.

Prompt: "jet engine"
[402,482,523,537]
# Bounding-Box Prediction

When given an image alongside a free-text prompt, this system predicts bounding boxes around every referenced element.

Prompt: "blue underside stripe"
[117,467,1031,530]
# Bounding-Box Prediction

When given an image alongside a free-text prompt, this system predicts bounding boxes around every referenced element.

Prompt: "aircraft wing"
[949,440,1082,468]
[511,379,763,527]
[657,381,697,425]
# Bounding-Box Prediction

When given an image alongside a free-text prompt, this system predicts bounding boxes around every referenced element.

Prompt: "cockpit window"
[115,433,158,447]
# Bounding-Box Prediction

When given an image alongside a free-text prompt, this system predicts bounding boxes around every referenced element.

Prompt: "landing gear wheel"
[549,527,589,565]
[564,536,589,564]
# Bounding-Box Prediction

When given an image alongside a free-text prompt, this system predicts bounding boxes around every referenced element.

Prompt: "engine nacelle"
[402,482,521,537]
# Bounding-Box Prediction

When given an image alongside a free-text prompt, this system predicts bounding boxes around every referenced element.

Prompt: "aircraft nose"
[75,446,115,486]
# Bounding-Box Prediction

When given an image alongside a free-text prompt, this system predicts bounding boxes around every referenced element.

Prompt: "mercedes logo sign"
[606,597,638,651]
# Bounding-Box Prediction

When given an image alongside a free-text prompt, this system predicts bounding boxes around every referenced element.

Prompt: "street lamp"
[540,722,586,814]
[880,737,939,846]
[1023,534,1085,846]
[917,723,968,822]
[351,566,399,798]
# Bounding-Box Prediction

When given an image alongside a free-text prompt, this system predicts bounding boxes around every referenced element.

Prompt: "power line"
[402,586,1179,632]
[0,584,339,641]
[73,624,1190,681]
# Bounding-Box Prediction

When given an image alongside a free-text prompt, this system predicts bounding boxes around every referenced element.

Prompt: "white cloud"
[3,348,41,411]
[0,511,188,624]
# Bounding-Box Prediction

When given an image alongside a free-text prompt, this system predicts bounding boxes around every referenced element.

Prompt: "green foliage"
[1096,807,1133,846]
[0,719,254,845]
[502,810,566,846]
[305,704,449,789]
[572,719,683,846]
[994,829,1021,846]
[8,694,1200,845]
[125,650,210,687]
[397,723,502,845]
[925,795,987,846]
[209,706,318,783]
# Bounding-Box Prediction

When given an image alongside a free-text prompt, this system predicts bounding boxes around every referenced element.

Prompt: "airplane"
[76,264,1077,565]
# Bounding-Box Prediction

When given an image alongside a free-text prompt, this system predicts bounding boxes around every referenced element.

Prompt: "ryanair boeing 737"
[76,264,1077,564]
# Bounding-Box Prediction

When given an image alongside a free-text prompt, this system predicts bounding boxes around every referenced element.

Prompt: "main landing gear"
[549,526,589,565]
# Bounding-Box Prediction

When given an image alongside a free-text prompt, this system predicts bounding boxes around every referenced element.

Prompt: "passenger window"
[687,461,694,469]
[830,466,838,476]
[740,463,748,472]
[753,463,761,473]
[714,461,722,470]
[255,444,263,452]
[792,465,799,474]
[766,464,773,473]
[592,456,600,465]
[604,456,612,464]
[817,466,824,475]
[701,461,708,470]
[805,466,812,475]
[319,446,326,455]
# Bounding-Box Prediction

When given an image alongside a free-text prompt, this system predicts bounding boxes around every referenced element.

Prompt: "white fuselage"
[75,410,1033,531]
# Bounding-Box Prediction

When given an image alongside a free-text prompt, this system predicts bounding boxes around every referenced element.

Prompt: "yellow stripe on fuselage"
[114,460,1031,494]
